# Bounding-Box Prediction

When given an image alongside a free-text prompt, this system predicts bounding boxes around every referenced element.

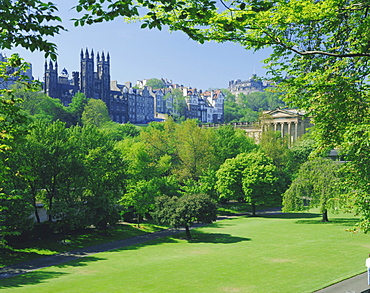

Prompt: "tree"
[241,151,279,215]
[81,98,111,127]
[100,121,140,141]
[174,119,216,180]
[66,92,88,125]
[145,78,165,89]
[0,2,63,58]
[121,176,180,226]
[216,151,278,214]
[213,124,257,167]
[153,193,217,239]
[282,157,344,222]
[163,88,187,119]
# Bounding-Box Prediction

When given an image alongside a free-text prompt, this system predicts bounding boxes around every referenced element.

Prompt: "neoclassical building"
[202,108,312,144]
[261,108,313,143]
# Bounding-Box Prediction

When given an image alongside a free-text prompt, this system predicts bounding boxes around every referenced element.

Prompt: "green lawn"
[1,211,369,293]
[0,222,165,268]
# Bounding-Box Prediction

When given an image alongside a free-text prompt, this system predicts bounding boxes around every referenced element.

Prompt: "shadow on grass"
[1,223,149,268]
[261,212,321,219]
[295,218,359,227]
[182,231,251,244]
[0,271,67,289]
[0,255,104,289]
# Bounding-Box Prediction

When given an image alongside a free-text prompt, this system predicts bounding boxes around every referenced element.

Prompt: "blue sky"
[2,2,271,91]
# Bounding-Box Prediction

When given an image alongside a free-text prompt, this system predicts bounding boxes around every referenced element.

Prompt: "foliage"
[145,78,166,89]
[66,92,88,125]
[241,151,279,215]
[341,125,370,232]
[153,193,217,239]
[121,176,180,225]
[0,191,34,248]
[163,88,187,120]
[174,119,216,180]
[141,118,217,181]
[81,98,111,127]
[213,124,258,167]
[216,151,279,212]
[99,121,140,141]
[4,121,126,235]
[0,2,63,59]
[0,54,33,153]
[290,133,317,171]
[282,157,345,222]
[222,89,284,123]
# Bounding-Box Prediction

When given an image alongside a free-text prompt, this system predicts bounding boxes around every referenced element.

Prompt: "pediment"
[263,108,305,118]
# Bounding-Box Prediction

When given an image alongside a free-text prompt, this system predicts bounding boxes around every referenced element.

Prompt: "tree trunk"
[251,203,256,217]
[322,209,329,222]
[34,205,41,223]
[185,225,192,240]
[48,196,53,222]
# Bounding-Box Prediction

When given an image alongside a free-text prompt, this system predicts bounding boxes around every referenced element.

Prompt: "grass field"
[1,211,369,292]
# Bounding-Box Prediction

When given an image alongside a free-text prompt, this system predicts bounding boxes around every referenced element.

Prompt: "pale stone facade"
[201,108,312,144]
[261,108,313,144]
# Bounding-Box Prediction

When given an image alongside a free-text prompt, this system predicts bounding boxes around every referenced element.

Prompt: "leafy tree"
[153,193,217,239]
[24,121,86,228]
[216,151,278,214]
[81,98,111,127]
[66,92,88,125]
[100,121,140,141]
[0,3,63,58]
[181,168,219,201]
[241,151,279,215]
[121,176,180,226]
[213,124,257,167]
[0,54,36,247]
[290,134,317,172]
[174,119,216,180]
[282,157,344,222]
[145,78,165,89]
[164,88,187,119]
[237,92,284,112]
[259,130,293,194]
[0,54,32,153]
[341,125,370,232]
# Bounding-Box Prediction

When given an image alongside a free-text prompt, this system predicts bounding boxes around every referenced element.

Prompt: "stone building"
[261,108,313,143]
[44,49,154,124]
[0,53,33,90]
[228,74,272,96]
[202,108,312,144]
[44,49,224,124]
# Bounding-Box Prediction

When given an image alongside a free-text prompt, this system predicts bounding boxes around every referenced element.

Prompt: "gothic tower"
[44,60,58,98]
[97,51,111,111]
[80,48,94,99]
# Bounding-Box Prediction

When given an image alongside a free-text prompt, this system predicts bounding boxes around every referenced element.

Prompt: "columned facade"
[261,108,313,145]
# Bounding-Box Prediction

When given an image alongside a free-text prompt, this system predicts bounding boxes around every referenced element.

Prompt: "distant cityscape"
[1,50,271,125]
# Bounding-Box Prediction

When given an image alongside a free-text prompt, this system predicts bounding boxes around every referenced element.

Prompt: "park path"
[1,210,369,293]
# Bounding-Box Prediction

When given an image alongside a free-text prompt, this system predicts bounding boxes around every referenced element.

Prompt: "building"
[228,74,272,96]
[44,49,224,124]
[0,53,33,90]
[44,49,154,124]
[202,108,312,144]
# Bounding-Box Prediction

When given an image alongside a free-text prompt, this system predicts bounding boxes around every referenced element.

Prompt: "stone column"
[281,122,284,137]
[294,121,298,141]
[287,122,292,145]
